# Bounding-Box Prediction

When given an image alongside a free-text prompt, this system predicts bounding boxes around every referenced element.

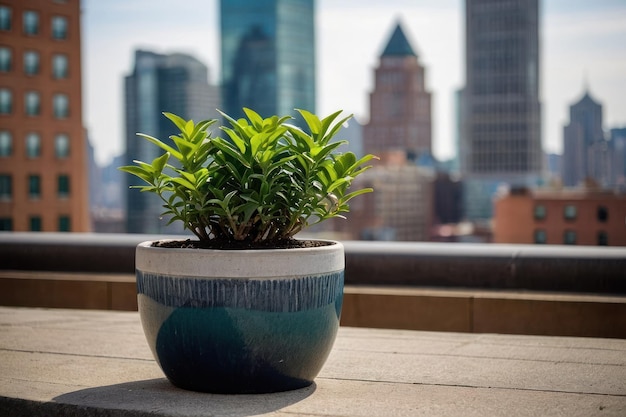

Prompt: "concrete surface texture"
[0,307,625,416]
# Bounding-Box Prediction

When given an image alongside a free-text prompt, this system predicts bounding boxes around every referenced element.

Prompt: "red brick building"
[493,186,626,246]
[363,21,432,159]
[0,0,89,231]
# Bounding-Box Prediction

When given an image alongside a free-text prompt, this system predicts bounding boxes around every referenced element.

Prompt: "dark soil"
[152,239,334,250]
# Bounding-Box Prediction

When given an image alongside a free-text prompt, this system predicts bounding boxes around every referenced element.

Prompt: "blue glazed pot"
[135,240,344,394]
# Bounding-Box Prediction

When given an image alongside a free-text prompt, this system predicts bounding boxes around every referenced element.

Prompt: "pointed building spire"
[381,22,417,58]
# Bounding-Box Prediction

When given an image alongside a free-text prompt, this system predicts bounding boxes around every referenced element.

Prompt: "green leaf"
[323,114,353,145]
[184,119,195,137]
[151,152,170,175]
[163,112,188,132]
[212,137,252,169]
[319,110,343,136]
[137,133,182,161]
[341,187,374,203]
[170,177,196,191]
[118,165,154,184]
[243,107,264,130]
[296,108,322,135]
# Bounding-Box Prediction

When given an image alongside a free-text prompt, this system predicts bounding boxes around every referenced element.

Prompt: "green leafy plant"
[120,108,376,245]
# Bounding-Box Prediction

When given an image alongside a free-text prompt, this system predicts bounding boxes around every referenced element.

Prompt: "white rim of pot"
[136,239,345,279]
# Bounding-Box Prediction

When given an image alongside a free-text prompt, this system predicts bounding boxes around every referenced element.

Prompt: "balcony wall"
[1,232,625,338]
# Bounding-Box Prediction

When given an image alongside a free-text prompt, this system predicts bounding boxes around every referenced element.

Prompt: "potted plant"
[120,108,375,393]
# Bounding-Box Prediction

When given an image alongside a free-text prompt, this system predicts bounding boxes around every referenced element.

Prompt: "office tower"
[335,21,434,242]
[461,0,542,220]
[219,0,315,122]
[124,50,220,234]
[562,89,605,187]
[610,127,626,190]
[363,22,432,159]
[0,0,90,232]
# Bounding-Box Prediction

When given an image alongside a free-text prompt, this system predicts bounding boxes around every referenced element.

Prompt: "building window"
[59,215,71,232]
[597,231,608,246]
[597,206,608,223]
[533,204,546,221]
[24,50,39,75]
[0,88,11,114]
[0,131,11,156]
[0,6,11,31]
[25,132,41,158]
[23,11,39,35]
[563,205,577,221]
[53,94,68,118]
[25,91,41,115]
[30,216,42,232]
[55,133,70,158]
[0,217,12,231]
[28,175,41,199]
[533,229,546,244]
[52,54,68,78]
[51,16,68,39]
[58,174,70,197]
[0,174,11,200]
[563,230,577,245]
[0,46,11,72]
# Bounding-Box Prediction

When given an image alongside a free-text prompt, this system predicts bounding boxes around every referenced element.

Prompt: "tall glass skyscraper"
[220,0,316,121]
[461,0,542,220]
[124,50,220,234]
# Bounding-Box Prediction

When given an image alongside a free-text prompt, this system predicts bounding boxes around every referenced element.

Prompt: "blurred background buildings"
[1,0,625,246]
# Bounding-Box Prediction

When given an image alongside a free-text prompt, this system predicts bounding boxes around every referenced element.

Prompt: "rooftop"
[1,233,625,415]
[1,306,625,416]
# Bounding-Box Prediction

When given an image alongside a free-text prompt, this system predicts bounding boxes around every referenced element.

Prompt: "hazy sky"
[82,0,626,165]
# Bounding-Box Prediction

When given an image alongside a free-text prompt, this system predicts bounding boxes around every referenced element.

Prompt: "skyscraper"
[220,0,315,121]
[610,127,626,190]
[124,50,220,234]
[461,0,542,220]
[562,89,604,187]
[363,22,432,159]
[334,22,435,242]
[0,0,90,232]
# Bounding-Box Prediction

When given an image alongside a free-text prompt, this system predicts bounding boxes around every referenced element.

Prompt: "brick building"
[0,0,89,231]
[363,21,432,159]
[493,186,626,246]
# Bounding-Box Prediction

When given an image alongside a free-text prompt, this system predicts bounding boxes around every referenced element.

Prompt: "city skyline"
[83,0,626,165]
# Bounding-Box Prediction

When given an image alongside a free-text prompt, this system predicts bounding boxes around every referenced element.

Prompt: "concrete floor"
[1,307,625,416]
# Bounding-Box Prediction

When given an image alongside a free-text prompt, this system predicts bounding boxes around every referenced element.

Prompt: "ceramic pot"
[135,240,344,393]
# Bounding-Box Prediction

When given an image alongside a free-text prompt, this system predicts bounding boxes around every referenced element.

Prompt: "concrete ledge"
[2,271,625,338]
[342,286,626,339]
[0,271,137,311]
[2,233,625,293]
